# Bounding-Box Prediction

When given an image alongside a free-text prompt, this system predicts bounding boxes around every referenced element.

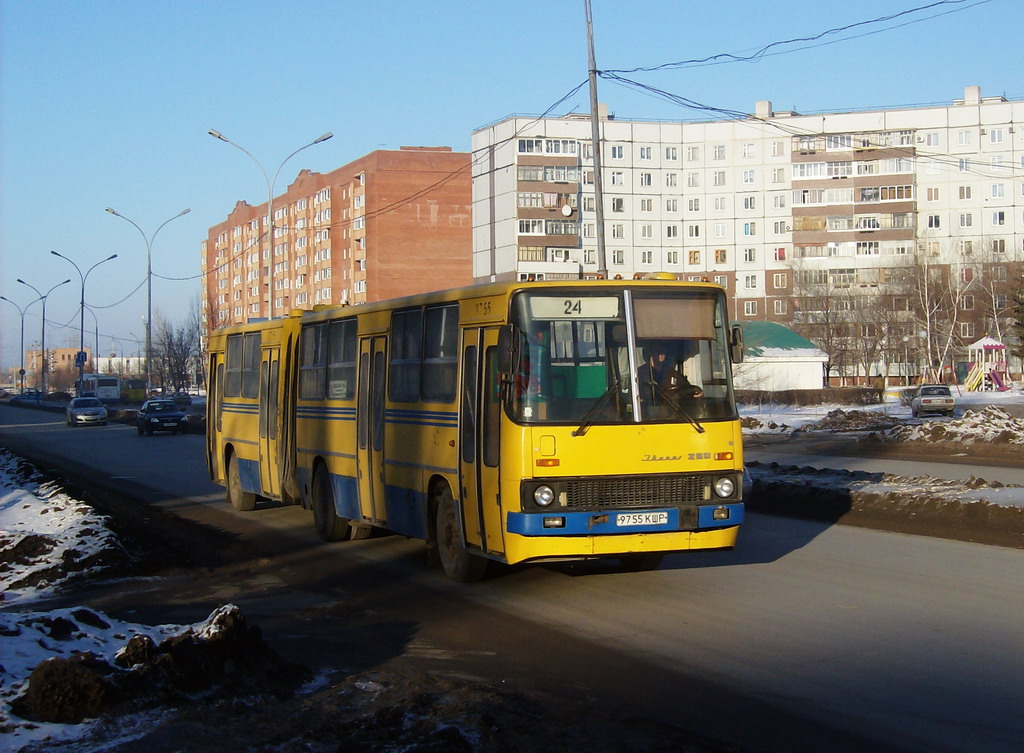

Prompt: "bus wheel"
[435,487,487,582]
[619,553,664,572]
[227,453,257,512]
[312,464,350,542]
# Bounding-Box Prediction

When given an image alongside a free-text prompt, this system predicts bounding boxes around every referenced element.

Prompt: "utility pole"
[584,0,607,278]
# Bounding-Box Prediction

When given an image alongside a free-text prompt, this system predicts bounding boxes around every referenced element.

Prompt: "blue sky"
[0,0,1017,369]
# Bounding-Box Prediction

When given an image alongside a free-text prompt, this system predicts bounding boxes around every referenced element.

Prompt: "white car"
[910,385,955,418]
[66,397,108,427]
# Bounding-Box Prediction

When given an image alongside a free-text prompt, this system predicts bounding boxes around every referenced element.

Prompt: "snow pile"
[869,405,1024,446]
[0,450,126,604]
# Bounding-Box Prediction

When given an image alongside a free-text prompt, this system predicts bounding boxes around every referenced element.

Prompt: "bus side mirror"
[730,325,744,365]
[496,323,520,376]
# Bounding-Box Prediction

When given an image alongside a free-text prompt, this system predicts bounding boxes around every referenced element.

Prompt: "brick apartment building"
[203,146,472,331]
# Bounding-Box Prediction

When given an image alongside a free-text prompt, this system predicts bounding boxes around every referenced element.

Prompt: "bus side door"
[258,346,280,499]
[459,327,505,556]
[357,336,388,525]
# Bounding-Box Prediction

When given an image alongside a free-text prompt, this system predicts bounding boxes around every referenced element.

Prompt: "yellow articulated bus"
[207,278,746,581]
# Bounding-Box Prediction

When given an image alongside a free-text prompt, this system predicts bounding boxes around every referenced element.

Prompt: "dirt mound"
[867,405,1024,446]
[10,604,302,726]
[795,408,903,433]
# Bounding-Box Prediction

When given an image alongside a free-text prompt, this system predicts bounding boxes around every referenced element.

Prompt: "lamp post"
[51,251,118,388]
[207,129,333,319]
[17,278,71,396]
[105,207,191,394]
[0,295,29,393]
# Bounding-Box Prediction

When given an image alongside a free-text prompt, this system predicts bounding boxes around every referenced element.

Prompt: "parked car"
[10,389,44,404]
[171,391,192,407]
[66,397,108,427]
[136,399,189,435]
[910,384,956,418]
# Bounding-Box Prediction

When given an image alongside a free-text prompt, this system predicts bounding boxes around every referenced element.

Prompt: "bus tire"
[227,452,257,512]
[619,552,664,572]
[435,486,487,582]
[312,464,350,542]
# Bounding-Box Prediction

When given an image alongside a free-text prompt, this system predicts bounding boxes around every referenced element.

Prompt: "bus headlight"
[534,485,555,507]
[714,477,735,498]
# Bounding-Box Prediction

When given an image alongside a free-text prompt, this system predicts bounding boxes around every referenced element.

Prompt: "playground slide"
[990,370,1010,391]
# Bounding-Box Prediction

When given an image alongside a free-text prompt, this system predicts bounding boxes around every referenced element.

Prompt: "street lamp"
[0,295,30,393]
[105,207,191,393]
[208,128,333,319]
[51,250,118,388]
[17,278,71,396]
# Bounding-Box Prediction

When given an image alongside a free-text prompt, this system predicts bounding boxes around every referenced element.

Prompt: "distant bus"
[77,374,121,401]
[123,379,147,403]
[207,278,747,581]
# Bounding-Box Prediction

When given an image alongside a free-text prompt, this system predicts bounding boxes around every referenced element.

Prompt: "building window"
[959,185,972,200]
[990,128,1004,144]
[640,224,653,239]
[665,147,678,160]
[957,130,971,146]
[713,171,726,186]
[714,223,727,238]
[665,173,678,187]
[665,225,679,239]
[612,249,624,264]
[714,249,727,264]
[610,224,624,239]
[743,248,756,263]
[743,196,756,210]
[518,139,542,153]
[610,145,623,159]
[992,211,1005,226]
[666,250,679,264]
[742,170,755,184]
[611,171,624,185]
[686,146,700,161]
[611,197,625,212]
[519,219,544,234]
[773,220,787,234]
[959,213,973,227]
[666,199,678,212]
[744,301,757,316]
[639,173,652,187]
[926,215,941,228]
[641,250,653,264]
[639,146,652,160]
[687,172,700,187]
[687,224,701,238]
[926,187,939,201]
[992,183,1005,198]
[993,239,1006,253]
[773,273,787,288]
[960,322,975,338]
[744,275,757,290]
[688,250,700,265]
[713,145,725,160]
[743,222,756,236]
[688,198,700,212]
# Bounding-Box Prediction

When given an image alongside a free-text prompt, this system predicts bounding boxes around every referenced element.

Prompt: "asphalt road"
[2,402,1023,753]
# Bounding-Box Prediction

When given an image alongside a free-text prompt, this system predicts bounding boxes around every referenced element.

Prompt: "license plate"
[616,511,669,527]
[163,422,178,428]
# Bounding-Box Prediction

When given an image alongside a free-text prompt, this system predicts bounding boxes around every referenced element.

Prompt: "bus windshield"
[508,288,737,425]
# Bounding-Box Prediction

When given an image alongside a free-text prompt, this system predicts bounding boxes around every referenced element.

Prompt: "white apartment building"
[472,86,1024,380]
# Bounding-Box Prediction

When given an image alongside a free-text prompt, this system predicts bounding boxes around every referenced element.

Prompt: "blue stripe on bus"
[506,503,744,536]
[223,402,259,414]
[236,457,262,495]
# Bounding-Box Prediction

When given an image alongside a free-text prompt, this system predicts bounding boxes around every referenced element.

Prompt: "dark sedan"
[136,399,189,435]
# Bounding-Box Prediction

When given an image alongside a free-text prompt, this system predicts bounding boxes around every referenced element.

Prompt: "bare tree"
[152,296,203,392]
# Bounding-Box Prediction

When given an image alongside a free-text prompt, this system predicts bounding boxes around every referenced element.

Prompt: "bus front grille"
[564,475,708,509]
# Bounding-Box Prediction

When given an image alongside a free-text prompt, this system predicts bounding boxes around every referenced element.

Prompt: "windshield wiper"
[572,379,621,437]
[651,383,705,433]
